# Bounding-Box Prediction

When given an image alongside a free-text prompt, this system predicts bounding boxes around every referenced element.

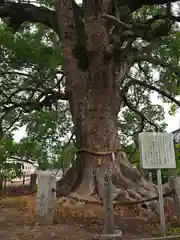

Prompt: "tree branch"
[0,87,39,105]
[0,2,58,33]
[0,89,68,115]
[102,14,131,30]
[8,156,35,165]
[126,78,180,106]
[123,95,159,131]
[0,91,35,137]
[135,55,180,75]
[128,118,145,162]
[128,0,178,12]
[4,110,23,133]
[122,20,173,41]
[140,0,177,4]
[0,71,33,78]
[145,14,180,25]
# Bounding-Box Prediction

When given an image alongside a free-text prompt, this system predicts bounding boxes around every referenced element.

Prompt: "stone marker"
[103,172,122,239]
[36,170,56,224]
[103,172,114,234]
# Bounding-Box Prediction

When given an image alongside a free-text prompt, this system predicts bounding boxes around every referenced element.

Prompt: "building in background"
[6,158,39,185]
[6,158,38,177]
[21,160,39,177]
[6,157,66,184]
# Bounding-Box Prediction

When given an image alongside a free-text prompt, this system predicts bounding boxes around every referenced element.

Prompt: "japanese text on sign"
[139,132,176,169]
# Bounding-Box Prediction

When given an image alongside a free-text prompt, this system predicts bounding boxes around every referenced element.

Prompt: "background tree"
[0,0,179,208]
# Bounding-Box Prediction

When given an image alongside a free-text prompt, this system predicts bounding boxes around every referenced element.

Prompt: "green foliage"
[52,143,77,171]
[60,143,77,169]
[169,103,178,116]
[175,144,180,173]
[161,144,180,184]
[0,136,22,180]
[0,1,179,177]
[0,22,72,174]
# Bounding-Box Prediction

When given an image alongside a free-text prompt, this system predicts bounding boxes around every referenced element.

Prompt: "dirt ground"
[0,196,179,240]
[0,208,94,240]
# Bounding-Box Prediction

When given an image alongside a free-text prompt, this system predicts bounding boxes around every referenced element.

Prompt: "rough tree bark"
[0,0,178,217]
[55,0,160,215]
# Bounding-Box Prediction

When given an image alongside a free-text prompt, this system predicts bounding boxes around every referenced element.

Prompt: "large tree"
[0,0,180,211]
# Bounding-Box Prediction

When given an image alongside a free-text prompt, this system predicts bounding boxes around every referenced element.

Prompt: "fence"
[34,171,180,238]
[1,171,180,238]
[0,174,37,198]
[8,177,31,184]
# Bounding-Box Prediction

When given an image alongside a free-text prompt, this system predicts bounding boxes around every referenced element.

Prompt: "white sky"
[150,93,180,133]
[13,93,180,142]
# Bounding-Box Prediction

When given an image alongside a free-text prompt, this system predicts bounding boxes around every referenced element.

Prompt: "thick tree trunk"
[56,53,159,207]
[55,0,164,218]
[57,59,118,198]
[71,62,116,197]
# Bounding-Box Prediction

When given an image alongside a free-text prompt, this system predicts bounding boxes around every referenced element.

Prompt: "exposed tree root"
[56,157,84,197]
[56,144,175,220]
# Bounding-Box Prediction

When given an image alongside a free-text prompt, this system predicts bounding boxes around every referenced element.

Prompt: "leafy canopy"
[0,0,179,174]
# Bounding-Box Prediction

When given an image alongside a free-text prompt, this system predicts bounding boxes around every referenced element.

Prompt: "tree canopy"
[0,0,180,177]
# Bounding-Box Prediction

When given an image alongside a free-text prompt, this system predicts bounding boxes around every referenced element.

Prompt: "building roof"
[7,157,39,166]
[172,128,180,134]
[171,128,180,143]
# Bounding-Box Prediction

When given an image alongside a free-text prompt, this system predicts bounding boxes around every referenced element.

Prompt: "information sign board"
[139,132,176,169]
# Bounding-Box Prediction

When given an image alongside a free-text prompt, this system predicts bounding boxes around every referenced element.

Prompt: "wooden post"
[30,173,37,189]
[22,174,25,186]
[3,176,7,196]
[103,172,115,234]
[36,171,56,225]
[169,176,180,223]
[0,174,3,196]
[157,169,166,236]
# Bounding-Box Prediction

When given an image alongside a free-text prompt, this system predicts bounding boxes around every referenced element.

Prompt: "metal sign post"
[139,132,176,237]
[157,169,166,236]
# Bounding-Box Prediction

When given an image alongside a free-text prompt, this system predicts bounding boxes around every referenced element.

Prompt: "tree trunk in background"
[30,173,37,189]
[3,176,7,196]
[0,174,4,196]
[22,174,25,186]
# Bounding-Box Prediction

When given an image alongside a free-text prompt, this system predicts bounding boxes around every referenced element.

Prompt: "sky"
[150,93,180,132]
[13,93,180,142]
